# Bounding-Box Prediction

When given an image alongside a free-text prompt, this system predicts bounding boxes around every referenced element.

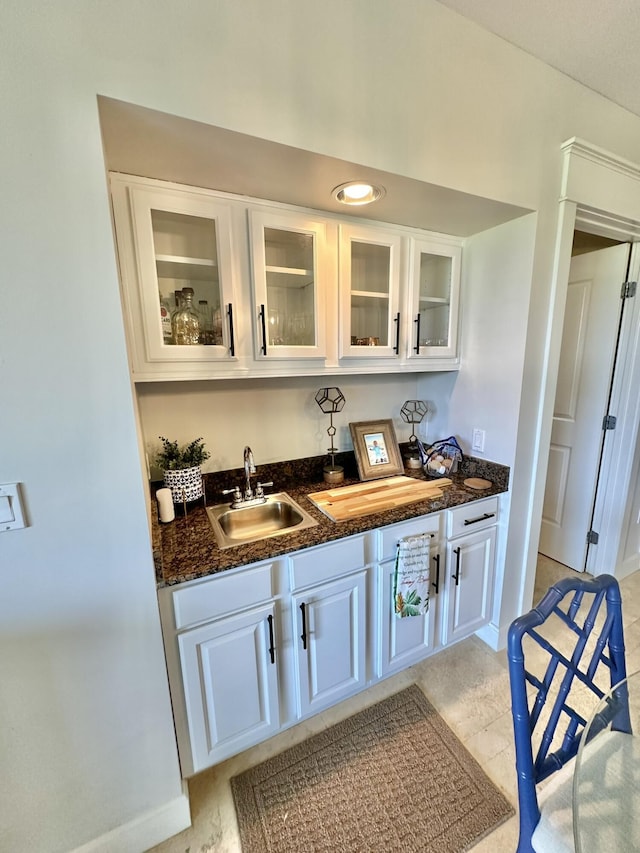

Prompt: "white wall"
[5,1,640,850]
[434,214,537,466]
[137,373,456,478]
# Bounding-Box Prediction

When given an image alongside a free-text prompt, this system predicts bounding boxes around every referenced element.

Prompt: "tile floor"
[147,556,640,853]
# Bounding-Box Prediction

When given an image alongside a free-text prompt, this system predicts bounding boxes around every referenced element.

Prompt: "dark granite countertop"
[153,451,509,588]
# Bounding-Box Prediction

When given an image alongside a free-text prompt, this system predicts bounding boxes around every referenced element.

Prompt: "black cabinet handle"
[431,553,440,595]
[452,547,461,586]
[463,512,496,527]
[227,303,236,357]
[300,602,307,650]
[267,614,275,664]
[259,304,268,355]
[414,313,421,354]
[393,312,400,355]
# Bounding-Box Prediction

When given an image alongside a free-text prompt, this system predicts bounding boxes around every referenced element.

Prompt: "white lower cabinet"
[159,498,500,776]
[178,601,279,773]
[292,571,367,717]
[443,497,498,645]
[376,514,442,677]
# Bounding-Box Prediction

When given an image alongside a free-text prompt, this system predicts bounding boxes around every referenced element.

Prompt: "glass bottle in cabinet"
[407,238,461,360]
[171,287,201,345]
[338,223,402,358]
[127,185,236,365]
[249,209,327,359]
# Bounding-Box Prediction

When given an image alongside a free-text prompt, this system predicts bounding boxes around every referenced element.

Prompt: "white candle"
[156,487,175,523]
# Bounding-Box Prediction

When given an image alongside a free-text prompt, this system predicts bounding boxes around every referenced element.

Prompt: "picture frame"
[349,419,404,481]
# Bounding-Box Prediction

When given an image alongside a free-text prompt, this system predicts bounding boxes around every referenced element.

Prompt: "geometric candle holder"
[400,399,430,468]
[315,386,346,484]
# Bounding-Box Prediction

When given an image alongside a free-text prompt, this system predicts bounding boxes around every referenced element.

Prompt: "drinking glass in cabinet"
[338,223,402,360]
[263,227,316,349]
[408,240,461,361]
[250,209,327,360]
[416,252,452,349]
[349,241,391,346]
[151,209,224,348]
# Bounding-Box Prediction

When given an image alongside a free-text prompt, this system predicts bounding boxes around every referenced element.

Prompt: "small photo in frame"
[349,419,404,481]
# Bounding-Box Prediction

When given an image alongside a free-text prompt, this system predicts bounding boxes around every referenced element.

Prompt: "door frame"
[523,139,640,612]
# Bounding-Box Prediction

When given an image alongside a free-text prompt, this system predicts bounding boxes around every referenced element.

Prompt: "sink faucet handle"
[222,486,242,504]
[255,481,273,498]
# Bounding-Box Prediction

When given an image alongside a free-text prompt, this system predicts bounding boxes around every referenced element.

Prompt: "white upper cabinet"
[338,223,403,359]
[249,209,327,361]
[406,238,461,361]
[110,173,463,381]
[111,176,239,380]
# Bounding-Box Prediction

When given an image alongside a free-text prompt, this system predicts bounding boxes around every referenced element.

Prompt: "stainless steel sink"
[206,492,318,548]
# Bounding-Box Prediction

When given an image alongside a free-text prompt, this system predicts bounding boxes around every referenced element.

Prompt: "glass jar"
[171,287,201,345]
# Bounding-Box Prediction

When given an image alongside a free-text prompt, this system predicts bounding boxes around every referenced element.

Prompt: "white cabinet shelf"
[156,255,218,281]
[265,265,314,286]
[419,296,450,307]
[351,290,390,300]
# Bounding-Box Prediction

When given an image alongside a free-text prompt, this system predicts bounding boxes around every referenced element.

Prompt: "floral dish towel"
[393,534,430,618]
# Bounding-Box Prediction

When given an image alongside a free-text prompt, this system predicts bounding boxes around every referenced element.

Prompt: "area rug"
[230,684,514,852]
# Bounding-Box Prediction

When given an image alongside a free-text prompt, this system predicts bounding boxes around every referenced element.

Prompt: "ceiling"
[101,5,639,238]
[98,97,529,238]
[436,0,640,120]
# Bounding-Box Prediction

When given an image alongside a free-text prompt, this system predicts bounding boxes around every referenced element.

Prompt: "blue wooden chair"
[507,573,629,852]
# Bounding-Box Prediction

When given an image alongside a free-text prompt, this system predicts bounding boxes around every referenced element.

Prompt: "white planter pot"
[163,466,203,503]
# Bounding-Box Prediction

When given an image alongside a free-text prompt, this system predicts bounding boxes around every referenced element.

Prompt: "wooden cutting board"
[308,475,452,522]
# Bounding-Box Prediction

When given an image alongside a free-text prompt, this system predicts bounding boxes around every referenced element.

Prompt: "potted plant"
[155,436,210,503]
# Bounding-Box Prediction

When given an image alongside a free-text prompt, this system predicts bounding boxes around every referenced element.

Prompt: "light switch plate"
[472,428,486,453]
[0,482,27,531]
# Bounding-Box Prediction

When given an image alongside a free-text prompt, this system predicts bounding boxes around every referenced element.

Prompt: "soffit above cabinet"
[98,96,531,238]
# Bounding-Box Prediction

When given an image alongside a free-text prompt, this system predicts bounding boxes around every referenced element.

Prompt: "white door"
[338,223,402,358]
[539,244,630,570]
[443,527,496,645]
[378,550,439,676]
[178,602,280,771]
[292,571,367,718]
[248,208,328,360]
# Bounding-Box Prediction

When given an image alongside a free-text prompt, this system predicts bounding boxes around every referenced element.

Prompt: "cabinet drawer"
[172,562,274,630]
[289,535,366,590]
[379,514,441,561]
[447,497,498,539]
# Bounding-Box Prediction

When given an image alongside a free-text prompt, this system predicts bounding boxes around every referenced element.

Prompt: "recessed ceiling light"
[332,181,386,205]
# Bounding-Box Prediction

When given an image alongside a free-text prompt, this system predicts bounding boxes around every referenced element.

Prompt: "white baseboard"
[616,555,640,583]
[71,784,191,853]
[475,621,507,651]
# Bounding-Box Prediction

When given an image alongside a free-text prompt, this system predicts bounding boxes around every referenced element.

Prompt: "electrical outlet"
[472,428,486,453]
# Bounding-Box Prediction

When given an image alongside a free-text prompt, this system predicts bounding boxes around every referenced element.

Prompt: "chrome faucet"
[221,446,273,508]
[243,446,256,500]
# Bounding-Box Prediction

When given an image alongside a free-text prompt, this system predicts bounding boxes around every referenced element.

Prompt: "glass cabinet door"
[249,209,327,360]
[129,186,236,363]
[339,224,402,358]
[407,239,461,360]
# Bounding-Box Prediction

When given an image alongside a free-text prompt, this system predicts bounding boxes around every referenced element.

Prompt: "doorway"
[539,232,631,572]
